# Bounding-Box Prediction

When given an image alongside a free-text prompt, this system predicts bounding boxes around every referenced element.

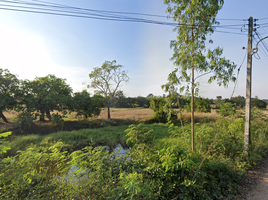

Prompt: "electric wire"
[0,0,246,21]
[0,3,175,23]
[0,7,179,26]
[213,30,247,35]
[253,31,268,59]
[253,36,268,59]
[0,0,246,30]
[255,30,268,52]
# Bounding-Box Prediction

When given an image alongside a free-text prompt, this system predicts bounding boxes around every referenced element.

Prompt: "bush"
[17,112,36,131]
[150,96,177,123]
[51,113,65,130]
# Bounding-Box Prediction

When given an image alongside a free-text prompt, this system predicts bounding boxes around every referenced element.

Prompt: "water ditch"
[65,144,129,181]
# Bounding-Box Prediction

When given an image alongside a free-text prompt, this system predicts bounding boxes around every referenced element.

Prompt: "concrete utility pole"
[191,25,195,151]
[244,16,253,156]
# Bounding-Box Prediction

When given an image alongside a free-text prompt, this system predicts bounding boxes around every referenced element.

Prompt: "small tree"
[150,96,177,123]
[163,0,236,151]
[72,90,105,119]
[0,68,19,123]
[89,60,129,119]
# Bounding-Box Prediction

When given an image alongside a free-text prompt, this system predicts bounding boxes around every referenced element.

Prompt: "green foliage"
[219,101,236,116]
[0,142,69,199]
[185,97,211,113]
[51,113,66,130]
[162,1,236,151]
[116,172,143,200]
[251,96,267,109]
[0,68,19,122]
[72,90,105,119]
[113,91,150,108]
[1,111,268,199]
[230,95,245,108]
[89,60,129,119]
[150,96,177,123]
[0,131,12,155]
[20,74,72,121]
[16,111,36,131]
[163,0,236,94]
[125,124,154,147]
[5,125,130,157]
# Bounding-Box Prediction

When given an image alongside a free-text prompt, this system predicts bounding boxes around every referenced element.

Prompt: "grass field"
[0,108,221,132]
[2,107,222,121]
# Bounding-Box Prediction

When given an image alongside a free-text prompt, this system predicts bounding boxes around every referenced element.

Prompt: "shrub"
[17,111,36,131]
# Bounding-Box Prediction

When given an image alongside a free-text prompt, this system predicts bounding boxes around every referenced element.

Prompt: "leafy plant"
[0,131,12,155]
[17,111,36,131]
[51,113,65,130]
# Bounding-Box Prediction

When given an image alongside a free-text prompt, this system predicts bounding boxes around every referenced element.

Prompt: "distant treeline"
[214,95,267,109]
[112,92,267,110]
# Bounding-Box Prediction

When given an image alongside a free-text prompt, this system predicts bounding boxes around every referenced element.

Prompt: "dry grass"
[263,110,268,115]
[97,108,154,121]
[177,109,220,122]
[98,108,221,123]
[1,108,266,125]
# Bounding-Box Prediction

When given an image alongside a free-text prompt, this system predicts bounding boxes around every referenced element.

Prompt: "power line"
[0,7,179,26]
[0,0,248,35]
[253,31,268,59]
[214,30,247,35]
[258,17,268,20]
[2,0,245,21]
[231,52,247,97]
[255,30,268,52]
[253,35,268,59]
[0,6,246,29]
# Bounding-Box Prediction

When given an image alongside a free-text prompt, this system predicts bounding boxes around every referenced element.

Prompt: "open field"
[1,107,266,135]
[97,108,154,121]
[1,108,221,132]
[2,107,222,121]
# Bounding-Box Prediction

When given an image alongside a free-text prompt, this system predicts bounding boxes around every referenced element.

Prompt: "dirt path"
[246,166,268,200]
[237,153,268,199]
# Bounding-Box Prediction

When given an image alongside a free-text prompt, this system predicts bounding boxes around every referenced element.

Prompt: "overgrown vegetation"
[1,109,268,199]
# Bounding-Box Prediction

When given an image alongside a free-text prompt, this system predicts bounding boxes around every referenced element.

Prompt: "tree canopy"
[72,90,105,119]
[20,74,72,121]
[163,0,237,151]
[89,60,129,119]
[0,68,19,123]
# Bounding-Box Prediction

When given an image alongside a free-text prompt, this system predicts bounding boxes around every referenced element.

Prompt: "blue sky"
[0,0,267,99]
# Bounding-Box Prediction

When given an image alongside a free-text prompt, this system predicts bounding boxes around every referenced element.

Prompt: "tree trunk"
[0,111,9,123]
[191,24,195,151]
[191,67,195,151]
[46,110,51,121]
[40,111,45,121]
[107,105,111,119]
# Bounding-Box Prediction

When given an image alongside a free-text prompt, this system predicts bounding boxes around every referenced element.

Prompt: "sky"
[0,0,267,99]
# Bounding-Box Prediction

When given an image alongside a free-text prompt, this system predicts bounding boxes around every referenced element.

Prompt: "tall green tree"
[0,69,19,123]
[21,75,72,121]
[89,60,129,119]
[163,0,236,150]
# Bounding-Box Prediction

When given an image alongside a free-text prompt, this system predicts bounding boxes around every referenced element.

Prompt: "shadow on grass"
[1,118,142,136]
